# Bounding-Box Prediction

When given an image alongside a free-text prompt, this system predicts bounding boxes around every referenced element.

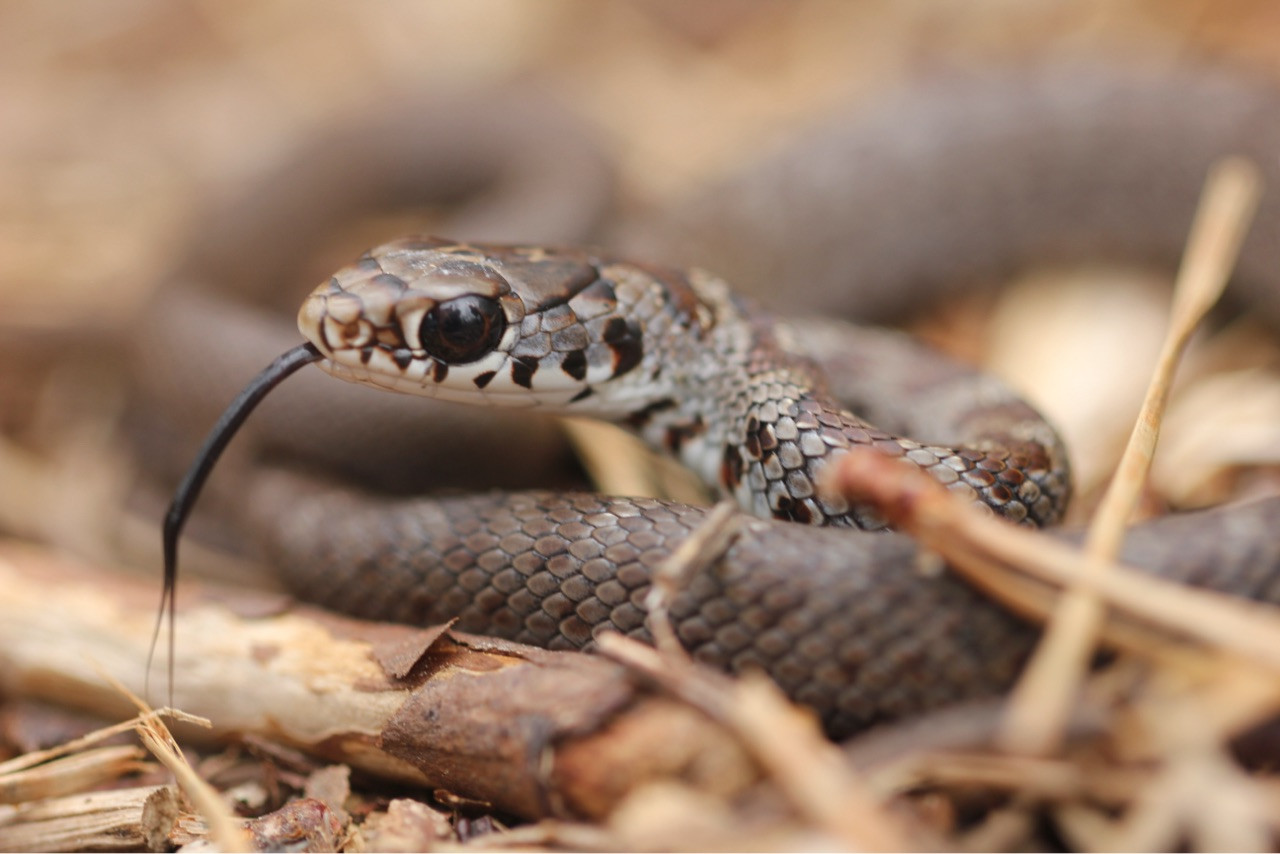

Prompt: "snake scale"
[141,64,1280,738]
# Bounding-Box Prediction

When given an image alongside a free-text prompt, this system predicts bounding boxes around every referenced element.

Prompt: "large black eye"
[418,295,506,364]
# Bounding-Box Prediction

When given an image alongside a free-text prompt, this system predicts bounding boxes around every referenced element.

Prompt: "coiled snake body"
[146,66,1280,737]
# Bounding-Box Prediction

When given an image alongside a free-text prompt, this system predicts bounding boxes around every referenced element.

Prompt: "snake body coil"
[250,481,1280,737]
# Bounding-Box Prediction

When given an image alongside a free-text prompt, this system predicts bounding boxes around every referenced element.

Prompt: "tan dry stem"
[597,633,913,852]
[822,450,1280,680]
[999,156,1263,756]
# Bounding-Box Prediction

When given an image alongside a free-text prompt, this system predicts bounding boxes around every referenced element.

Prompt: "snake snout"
[296,291,332,354]
[289,239,674,414]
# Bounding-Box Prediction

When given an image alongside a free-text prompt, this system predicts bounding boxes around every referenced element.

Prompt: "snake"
[142,63,1280,739]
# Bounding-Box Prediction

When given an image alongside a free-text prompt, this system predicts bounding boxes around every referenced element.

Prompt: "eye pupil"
[419,295,506,364]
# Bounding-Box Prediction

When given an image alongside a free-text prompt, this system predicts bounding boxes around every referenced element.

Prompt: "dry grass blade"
[102,676,250,853]
[597,634,912,852]
[560,415,710,506]
[868,750,1086,801]
[559,416,666,499]
[999,157,1263,756]
[132,715,250,853]
[0,745,149,805]
[0,715,162,779]
[643,499,742,656]
[822,451,1280,676]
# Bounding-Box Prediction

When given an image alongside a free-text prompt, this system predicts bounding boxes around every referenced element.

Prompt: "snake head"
[297,236,670,413]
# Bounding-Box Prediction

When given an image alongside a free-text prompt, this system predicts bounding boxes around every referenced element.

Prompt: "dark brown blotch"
[998,467,1026,486]
[758,423,778,452]
[474,370,496,389]
[625,397,676,428]
[743,416,761,458]
[432,360,449,383]
[510,358,538,389]
[560,349,587,381]
[664,417,705,453]
[721,444,744,490]
[602,317,643,377]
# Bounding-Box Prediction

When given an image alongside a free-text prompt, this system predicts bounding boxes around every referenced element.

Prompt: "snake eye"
[418,295,506,364]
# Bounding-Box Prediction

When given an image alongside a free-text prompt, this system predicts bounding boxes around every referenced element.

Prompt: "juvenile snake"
[144,64,1280,737]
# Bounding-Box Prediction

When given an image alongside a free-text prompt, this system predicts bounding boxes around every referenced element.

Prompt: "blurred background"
[2,0,1279,566]
[7,0,1280,326]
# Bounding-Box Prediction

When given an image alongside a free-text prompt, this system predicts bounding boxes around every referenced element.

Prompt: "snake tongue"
[148,341,323,704]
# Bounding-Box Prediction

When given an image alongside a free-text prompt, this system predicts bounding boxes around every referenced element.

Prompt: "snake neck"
[617,270,1066,529]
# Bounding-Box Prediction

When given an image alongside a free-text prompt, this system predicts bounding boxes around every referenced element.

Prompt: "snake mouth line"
[317,357,594,410]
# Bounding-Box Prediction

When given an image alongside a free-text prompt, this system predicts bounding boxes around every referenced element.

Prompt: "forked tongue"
[147,342,323,705]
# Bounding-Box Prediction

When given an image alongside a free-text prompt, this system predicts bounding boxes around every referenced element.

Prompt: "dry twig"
[1000,156,1263,756]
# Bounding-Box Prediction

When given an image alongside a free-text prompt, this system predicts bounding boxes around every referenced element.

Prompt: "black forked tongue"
[147,342,323,706]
